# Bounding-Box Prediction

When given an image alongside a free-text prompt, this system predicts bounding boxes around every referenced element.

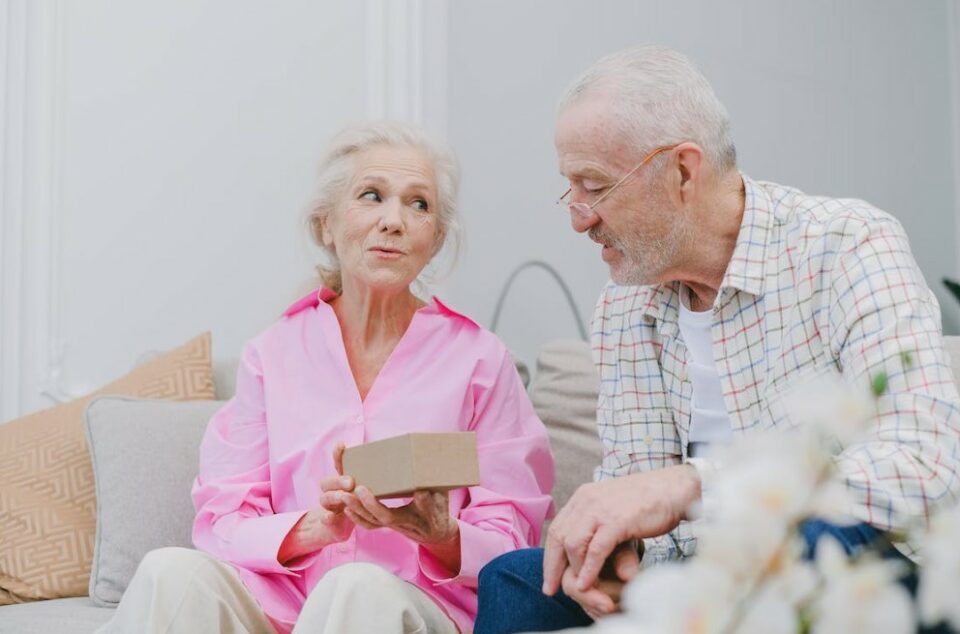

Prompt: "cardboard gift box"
[342,432,480,499]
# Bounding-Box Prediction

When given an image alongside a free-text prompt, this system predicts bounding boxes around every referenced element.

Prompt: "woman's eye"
[360,190,381,202]
[411,198,429,211]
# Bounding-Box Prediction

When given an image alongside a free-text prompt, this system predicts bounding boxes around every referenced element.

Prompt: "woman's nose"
[378,199,405,231]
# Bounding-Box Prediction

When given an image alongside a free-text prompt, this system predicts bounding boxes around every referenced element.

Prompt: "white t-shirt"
[678,284,732,448]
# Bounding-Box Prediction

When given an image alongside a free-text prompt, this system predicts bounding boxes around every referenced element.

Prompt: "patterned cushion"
[0,333,215,605]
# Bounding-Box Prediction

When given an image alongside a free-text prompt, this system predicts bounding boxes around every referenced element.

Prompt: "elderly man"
[473,45,960,633]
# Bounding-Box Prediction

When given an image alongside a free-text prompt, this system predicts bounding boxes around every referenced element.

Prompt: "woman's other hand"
[277,443,356,565]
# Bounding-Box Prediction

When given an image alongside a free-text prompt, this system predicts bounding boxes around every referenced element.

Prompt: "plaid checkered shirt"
[591,175,960,562]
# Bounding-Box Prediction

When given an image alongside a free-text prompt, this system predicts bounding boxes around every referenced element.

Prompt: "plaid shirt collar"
[637,173,773,328]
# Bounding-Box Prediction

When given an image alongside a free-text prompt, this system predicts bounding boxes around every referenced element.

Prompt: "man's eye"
[360,190,381,202]
[411,198,429,211]
[583,181,607,194]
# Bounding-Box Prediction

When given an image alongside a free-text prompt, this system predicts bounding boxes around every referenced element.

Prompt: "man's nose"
[569,208,600,234]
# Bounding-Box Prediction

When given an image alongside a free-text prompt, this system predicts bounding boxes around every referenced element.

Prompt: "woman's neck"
[331,282,425,347]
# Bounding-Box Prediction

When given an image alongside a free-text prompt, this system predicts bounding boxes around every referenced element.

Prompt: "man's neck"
[673,172,746,311]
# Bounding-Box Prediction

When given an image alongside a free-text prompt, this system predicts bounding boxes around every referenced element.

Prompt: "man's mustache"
[589,226,616,247]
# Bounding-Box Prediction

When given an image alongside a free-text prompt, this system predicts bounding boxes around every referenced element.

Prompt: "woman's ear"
[319,212,335,249]
[431,225,445,256]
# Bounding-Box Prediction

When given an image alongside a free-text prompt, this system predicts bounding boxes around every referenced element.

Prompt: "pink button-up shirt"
[191,289,555,633]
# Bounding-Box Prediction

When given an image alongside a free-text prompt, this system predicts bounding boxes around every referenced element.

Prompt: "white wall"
[2,0,958,419]
[440,0,960,368]
[1,0,373,418]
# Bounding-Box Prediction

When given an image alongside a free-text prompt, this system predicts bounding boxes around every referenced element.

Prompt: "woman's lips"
[370,247,404,259]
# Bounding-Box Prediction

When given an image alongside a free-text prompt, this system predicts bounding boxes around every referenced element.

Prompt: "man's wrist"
[685,457,720,520]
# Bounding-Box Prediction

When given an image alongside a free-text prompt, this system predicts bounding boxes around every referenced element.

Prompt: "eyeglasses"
[557,144,679,219]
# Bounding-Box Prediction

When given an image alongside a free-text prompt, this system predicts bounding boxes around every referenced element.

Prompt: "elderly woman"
[98,122,554,634]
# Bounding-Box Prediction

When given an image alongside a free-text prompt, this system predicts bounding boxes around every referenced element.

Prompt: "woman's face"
[322,144,441,294]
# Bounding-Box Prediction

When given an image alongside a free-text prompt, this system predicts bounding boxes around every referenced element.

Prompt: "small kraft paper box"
[342,432,480,499]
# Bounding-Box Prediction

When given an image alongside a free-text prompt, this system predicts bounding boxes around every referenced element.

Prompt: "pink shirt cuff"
[418,520,514,588]
[225,511,318,575]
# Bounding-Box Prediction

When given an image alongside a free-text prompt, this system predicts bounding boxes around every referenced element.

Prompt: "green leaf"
[871,372,889,397]
[900,351,913,368]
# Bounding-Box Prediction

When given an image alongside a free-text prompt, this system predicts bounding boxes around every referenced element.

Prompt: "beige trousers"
[96,547,459,634]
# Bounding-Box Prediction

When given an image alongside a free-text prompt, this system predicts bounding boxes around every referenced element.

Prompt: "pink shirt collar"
[282,287,478,328]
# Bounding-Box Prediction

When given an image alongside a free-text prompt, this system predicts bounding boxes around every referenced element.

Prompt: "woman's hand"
[315,442,358,543]
[341,485,462,573]
[277,443,356,565]
[344,487,459,544]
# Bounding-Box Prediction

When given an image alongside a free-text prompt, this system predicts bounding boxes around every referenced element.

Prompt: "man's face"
[555,98,687,286]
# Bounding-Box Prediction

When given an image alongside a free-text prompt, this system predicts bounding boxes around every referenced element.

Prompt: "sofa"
[0,339,602,634]
[2,336,959,634]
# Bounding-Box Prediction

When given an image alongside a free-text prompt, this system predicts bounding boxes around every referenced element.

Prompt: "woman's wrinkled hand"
[341,486,459,546]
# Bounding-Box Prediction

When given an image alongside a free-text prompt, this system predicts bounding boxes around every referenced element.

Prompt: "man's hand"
[561,541,641,620]
[542,464,700,597]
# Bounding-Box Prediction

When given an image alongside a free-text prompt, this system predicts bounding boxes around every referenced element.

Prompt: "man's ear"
[670,142,705,206]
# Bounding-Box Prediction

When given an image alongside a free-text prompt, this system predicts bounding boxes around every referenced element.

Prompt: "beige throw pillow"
[528,339,602,542]
[0,332,215,605]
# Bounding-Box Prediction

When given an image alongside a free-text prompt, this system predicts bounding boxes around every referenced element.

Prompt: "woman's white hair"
[306,121,462,293]
[558,45,736,172]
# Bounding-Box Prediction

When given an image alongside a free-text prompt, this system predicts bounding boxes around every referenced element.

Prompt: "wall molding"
[0,0,74,419]
[0,0,27,420]
[364,0,448,138]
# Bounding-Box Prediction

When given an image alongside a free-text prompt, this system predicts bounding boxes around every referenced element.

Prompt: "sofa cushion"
[85,397,226,606]
[0,597,114,634]
[0,333,215,605]
[528,339,601,540]
[213,358,239,401]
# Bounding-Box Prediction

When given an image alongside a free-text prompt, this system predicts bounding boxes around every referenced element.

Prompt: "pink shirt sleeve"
[419,346,555,587]
[191,343,314,576]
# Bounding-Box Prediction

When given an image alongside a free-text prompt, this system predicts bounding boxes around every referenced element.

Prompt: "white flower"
[623,560,739,634]
[781,374,875,445]
[696,511,792,581]
[806,478,858,526]
[620,558,804,634]
[714,432,822,515]
[585,614,659,634]
[811,537,913,634]
[696,431,827,579]
[736,584,798,634]
[918,504,960,629]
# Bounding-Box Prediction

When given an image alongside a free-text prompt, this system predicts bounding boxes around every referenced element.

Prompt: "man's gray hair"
[306,121,462,293]
[559,45,736,172]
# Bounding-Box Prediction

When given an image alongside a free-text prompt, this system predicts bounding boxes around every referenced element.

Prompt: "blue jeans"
[474,547,593,634]
[475,521,940,634]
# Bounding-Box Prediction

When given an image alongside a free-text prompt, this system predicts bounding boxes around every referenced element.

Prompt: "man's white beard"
[594,214,688,287]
